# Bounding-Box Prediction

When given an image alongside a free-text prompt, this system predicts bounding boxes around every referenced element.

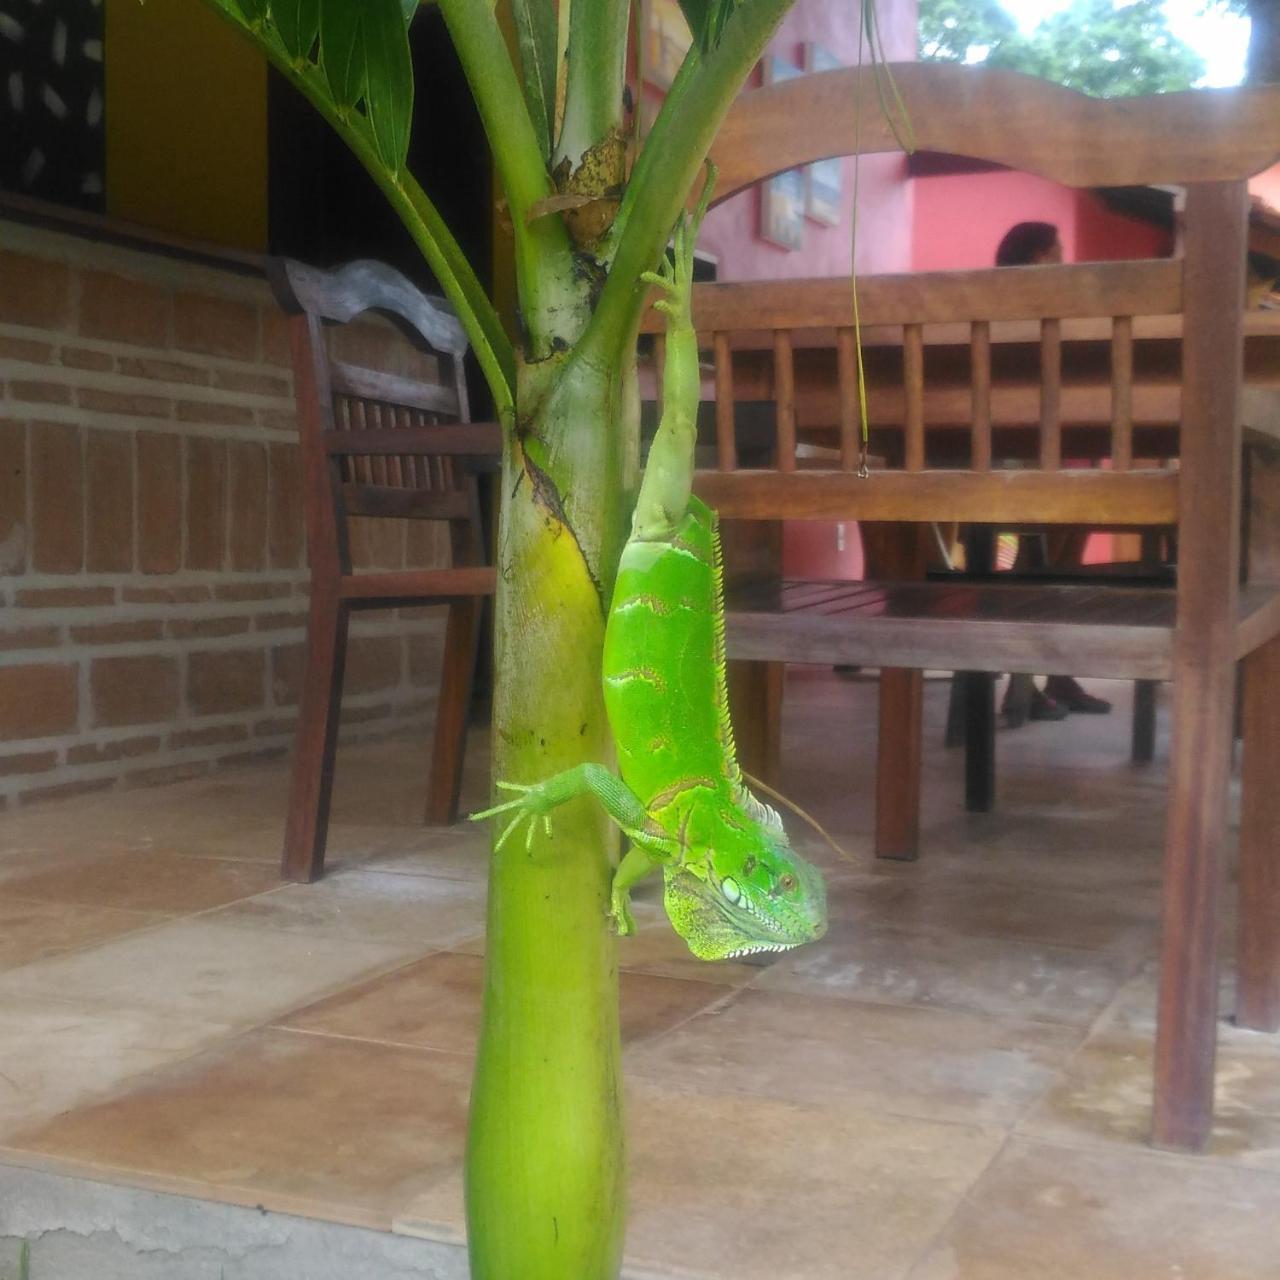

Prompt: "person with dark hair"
[992,222,1112,723]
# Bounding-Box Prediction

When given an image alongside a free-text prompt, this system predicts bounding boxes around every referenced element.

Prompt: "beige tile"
[279,950,730,1053]
[756,915,1136,1027]
[0,918,414,1027]
[1,1027,470,1230]
[910,1137,1280,1280]
[627,988,1079,1126]
[0,897,162,972]
[1020,1028,1280,1168]
[204,869,486,947]
[0,851,280,915]
[0,995,233,1138]
[396,1084,1003,1280]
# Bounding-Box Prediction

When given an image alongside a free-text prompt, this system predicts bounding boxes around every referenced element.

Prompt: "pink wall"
[698,0,919,281]
[912,169,1168,272]
[1250,162,1280,211]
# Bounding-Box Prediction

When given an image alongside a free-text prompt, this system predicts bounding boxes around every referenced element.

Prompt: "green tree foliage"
[919,0,1207,95]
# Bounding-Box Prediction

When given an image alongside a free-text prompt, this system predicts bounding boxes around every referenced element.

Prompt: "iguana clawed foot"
[470,780,557,852]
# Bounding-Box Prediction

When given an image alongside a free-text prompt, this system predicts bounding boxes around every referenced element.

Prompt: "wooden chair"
[642,63,1280,1151]
[269,258,499,884]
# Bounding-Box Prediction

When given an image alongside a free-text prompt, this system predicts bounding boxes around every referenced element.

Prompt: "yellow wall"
[105,0,267,250]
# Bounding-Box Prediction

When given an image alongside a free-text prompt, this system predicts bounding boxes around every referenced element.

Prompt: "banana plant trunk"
[466,357,637,1280]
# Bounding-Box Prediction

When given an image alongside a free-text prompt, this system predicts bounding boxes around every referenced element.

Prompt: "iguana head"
[662,818,827,962]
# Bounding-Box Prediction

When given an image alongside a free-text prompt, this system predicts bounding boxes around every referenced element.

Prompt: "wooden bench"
[641,63,1280,1153]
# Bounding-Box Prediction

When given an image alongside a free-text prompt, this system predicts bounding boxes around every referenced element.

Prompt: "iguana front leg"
[471,764,666,932]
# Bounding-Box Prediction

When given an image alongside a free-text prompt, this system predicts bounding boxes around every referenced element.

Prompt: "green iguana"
[473,171,828,962]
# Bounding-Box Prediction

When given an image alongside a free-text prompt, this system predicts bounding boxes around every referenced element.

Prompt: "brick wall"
[0,219,454,809]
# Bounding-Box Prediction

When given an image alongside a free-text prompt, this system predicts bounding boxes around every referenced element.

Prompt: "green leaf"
[274,0,321,60]
[510,0,556,158]
[401,0,419,24]
[318,0,414,170]
[676,0,738,52]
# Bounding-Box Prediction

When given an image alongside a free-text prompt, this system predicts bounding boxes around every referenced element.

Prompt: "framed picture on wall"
[803,43,844,226]
[642,0,693,90]
[759,55,805,250]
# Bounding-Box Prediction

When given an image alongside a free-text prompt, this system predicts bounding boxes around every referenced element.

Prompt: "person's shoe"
[1027,688,1069,721]
[1045,676,1112,715]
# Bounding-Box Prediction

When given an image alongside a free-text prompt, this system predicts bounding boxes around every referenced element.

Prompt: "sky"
[997,0,1252,85]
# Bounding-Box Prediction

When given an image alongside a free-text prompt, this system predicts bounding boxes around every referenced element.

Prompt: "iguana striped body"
[474,172,827,961]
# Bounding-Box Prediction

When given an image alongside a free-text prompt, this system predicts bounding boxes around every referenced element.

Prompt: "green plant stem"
[437,0,585,354]
[556,0,631,167]
[581,0,797,370]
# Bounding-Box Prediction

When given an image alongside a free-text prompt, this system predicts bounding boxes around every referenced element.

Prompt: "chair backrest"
[270,258,500,575]
[642,65,1280,535]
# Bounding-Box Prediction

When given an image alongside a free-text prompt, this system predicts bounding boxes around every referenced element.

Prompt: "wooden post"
[727,659,784,786]
[1152,180,1248,1152]
[1236,633,1280,1032]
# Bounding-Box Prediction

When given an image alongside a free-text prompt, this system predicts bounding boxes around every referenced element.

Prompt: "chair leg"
[727,659,784,788]
[1152,651,1235,1151]
[426,596,482,825]
[1131,679,1158,763]
[281,591,349,883]
[943,673,965,749]
[963,671,996,813]
[1236,634,1280,1032]
[876,668,922,860]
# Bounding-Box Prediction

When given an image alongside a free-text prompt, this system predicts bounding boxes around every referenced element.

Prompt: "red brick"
[18,778,115,807]
[188,648,266,715]
[0,750,58,777]
[340,702,395,725]
[116,356,210,386]
[255,408,299,434]
[85,429,134,572]
[0,336,54,362]
[78,388,172,419]
[173,293,259,361]
[260,307,293,367]
[59,345,113,372]
[136,432,181,574]
[253,715,297,738]
[226,441,268,571]
[406,519,447,566]
[165,617,250,640]
[268,442,304,569]
[121,585,210,604]
[253,611,307,632]
[0,419,26,574]
[170,724,249,750]
[0,664,78,739]
[270,643,304,707]
[0,252,71,329]
[214,581,289,603]
[70,620,164,645]
[345,634,402,694]
[125,761,210,788]
[211,368,289,397]
[216,746,286,768]
[30,421,83,572]
[15,586,114,608]
[407,630,444,686]
[79,270,170,347]
[8,380,72,405]
[175,399,256,427]
[66,735,162,765]
[0,626,60,651]
[91,655,180,727]
[183,436,225,571]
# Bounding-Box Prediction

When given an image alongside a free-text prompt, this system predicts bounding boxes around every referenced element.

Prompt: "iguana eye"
[779,873,796,892]
[721,877,741,904]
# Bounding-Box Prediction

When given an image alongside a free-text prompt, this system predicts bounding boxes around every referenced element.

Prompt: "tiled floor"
[0,672,1277,1278]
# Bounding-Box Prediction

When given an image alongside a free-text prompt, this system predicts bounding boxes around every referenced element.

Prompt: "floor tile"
[1019,1028,1280,1168]
[627,987,1079,1127]
[0,1027,470,1230]
[205,869,486,947]
[0,996,232,1139]
[0,918,415,1027]
[396,1083,1003,1280]
[0,897,162,972]
[755,915,1136,1027]
[278,950,731,1054]
[909,1137,1280,1279]
[0,851,280,915]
